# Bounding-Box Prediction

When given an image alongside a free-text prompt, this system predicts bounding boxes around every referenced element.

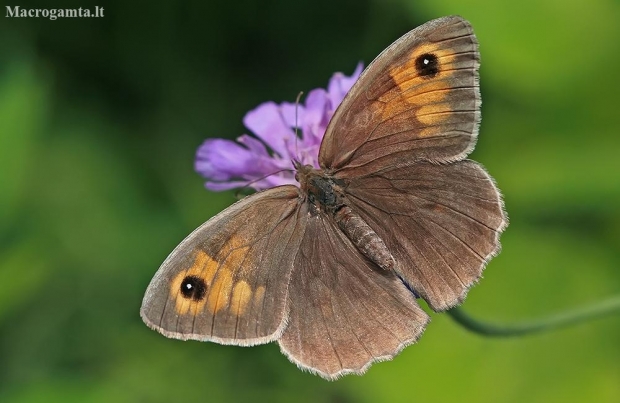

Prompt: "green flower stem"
[447,295,620,337]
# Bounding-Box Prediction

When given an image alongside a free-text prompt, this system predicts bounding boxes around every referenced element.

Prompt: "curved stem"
[447,295,620,337]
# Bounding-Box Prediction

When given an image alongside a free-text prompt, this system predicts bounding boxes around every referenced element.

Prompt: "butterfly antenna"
[293,91,303,165]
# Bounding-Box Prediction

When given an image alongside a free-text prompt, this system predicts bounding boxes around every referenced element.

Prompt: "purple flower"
[195,63,364,191]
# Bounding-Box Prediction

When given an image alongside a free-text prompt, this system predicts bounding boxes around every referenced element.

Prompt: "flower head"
[195,63,363,191]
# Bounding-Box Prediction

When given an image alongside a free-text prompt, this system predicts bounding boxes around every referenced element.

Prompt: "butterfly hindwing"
[278,209,429,379]
[345,160,507,311]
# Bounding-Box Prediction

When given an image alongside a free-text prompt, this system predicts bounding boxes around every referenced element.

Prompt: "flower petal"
[302,88,330,142]
[205,180,254,191]
[237,134,270,156]
[280,102,305,129]
[195,137,282,183]
[196,63,364,192]
[195,139,256,181]
[243,102,295,159]
[327,62,363,110]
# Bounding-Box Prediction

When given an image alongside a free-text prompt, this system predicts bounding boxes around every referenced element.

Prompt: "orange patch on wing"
[206,235,250,314]
[416,103,452,125]
[408,80,451,104]
[231,280,252,316]
[253,286,266,308]
[416,103,451,125]
[170,250,217,315]
[378,45,461,135]
[206,267,234,314]
[169,235,264,317]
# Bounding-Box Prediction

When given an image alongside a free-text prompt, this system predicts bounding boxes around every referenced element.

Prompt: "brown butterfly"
[141,15,507,380]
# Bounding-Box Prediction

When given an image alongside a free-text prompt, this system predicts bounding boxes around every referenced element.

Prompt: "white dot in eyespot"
[424,58,430,65]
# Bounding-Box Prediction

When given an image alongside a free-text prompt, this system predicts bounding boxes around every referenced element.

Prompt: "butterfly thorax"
[296,163,395,271]
[295,164,345,214]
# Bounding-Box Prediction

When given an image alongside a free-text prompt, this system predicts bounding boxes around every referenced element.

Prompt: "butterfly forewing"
[319,16,480,177]
[141,186,307,345]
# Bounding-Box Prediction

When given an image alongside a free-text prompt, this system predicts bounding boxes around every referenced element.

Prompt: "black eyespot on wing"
[415,53,439,78]
[180,275,207,301]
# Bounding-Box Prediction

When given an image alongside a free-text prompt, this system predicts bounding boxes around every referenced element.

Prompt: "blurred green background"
[1,0,619,402]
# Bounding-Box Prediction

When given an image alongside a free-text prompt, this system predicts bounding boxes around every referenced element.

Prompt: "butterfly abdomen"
[334,205,395,271]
